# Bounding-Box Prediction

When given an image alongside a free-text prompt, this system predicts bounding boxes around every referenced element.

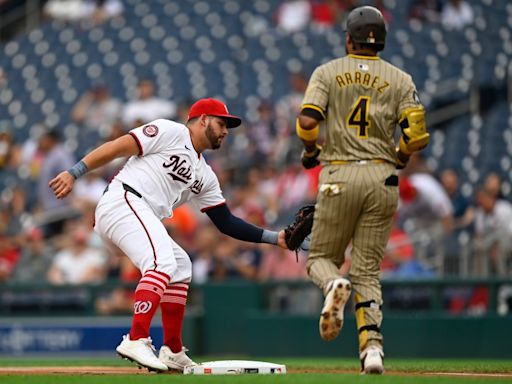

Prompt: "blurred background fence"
[1,278,511,358]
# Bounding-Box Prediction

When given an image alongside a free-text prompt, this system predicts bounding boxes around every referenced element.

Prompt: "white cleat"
[319,277,351,341]
[116,334,168,372]
[159,345,197,372]
[360,345,384,375]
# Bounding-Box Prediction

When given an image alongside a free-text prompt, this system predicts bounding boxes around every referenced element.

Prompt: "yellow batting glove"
[399,132,430,155]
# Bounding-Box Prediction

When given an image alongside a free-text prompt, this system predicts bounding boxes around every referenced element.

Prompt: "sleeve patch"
[143,124,159,137]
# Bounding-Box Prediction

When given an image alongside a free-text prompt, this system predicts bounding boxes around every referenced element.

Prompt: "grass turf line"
[1,374,512,384]
[1,357,512,373]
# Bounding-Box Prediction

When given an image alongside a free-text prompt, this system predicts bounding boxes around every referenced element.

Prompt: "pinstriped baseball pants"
[306,162,398,351]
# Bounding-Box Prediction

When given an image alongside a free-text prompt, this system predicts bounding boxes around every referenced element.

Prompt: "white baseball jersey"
[94,118,225,281]
[116,119,225,219]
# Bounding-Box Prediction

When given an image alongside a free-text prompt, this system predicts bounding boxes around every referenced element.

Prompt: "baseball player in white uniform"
[49,98,288,372]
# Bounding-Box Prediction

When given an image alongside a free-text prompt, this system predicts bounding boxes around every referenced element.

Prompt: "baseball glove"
[284,205,315,256]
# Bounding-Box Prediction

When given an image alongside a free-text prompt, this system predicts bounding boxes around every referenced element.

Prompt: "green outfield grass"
[0,357,511,384]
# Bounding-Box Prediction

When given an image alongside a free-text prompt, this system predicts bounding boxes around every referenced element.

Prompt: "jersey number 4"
[347,96,371,138]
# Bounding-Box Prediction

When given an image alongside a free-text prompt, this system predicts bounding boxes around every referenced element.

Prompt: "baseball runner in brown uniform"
[295,6,429,374]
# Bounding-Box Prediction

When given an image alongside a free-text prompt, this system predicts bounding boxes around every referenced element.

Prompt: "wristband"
[261,229,279,245]
[67,160,89,179]
[296,119,319,141]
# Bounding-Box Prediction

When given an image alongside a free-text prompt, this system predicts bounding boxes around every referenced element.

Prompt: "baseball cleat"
[159,345,197,371]
[116,334,168,372]
[360,345,384,374]
[319,277,351,341]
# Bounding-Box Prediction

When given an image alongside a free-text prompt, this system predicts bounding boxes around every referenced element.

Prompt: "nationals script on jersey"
[114,119,225,219]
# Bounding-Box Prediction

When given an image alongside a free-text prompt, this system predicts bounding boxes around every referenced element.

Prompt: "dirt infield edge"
[1,366,512,377]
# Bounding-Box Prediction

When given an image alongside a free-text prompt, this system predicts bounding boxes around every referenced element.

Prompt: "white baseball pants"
[94,180,192,283]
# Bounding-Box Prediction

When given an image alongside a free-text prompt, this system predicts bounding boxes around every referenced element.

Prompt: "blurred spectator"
[408,0,442,23]
[236,169,271,218]
[483,172,504,199]
[310,0,345,31]
[105,120,126,141]
[381,217,433,279]
[96,245,140,315]
[440,168,473,229]
[189,226,217,284]
[473,186,512,276]
[399,173,454,232]
[36,129,75,237]
[0,233,19,283]
[9,228,53,284]
[1,186,33,262]
[276,163,314,214]
[398,172,453,272]
[90,0,124,25]
[19,124,46,181]
[248,100,278,160]
[474,187,512,237]
[439,168,474,275]
[92,121,129,182]
[256,165,281,225]
[259,246,307,280]
[381,217,415,277]
[163,203,200,251]
[0,120,21,170]
[71,82,123,137]
[210,237,262,281]
[274,72,309,166]
[122,79,177,128]
[441,0,474,30]
[175,99,194,124]
[73,171,108,207]
[44,0,123,26]
[221,124,266,180]
[274,0,311,34]
[44,0,92,22]
[47,224,107,285]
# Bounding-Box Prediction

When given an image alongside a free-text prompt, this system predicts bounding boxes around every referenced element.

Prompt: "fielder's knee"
[140,254,177,281]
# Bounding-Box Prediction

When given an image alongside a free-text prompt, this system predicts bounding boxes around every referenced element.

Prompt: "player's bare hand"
[277,230,287,249]
[49,171,75,199]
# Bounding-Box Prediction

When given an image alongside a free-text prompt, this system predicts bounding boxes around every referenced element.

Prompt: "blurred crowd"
[1,74,510,288]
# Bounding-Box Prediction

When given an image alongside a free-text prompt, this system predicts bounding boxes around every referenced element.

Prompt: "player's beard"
[205,122,223,150]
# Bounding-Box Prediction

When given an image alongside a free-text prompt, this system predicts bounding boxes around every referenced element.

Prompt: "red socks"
[160,282,189,353]
[129,270,169,340]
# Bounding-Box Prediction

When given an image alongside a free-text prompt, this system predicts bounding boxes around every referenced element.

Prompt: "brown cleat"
[319,278,351,341]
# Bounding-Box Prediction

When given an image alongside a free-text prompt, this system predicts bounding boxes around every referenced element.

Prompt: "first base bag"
[183,360,287,375]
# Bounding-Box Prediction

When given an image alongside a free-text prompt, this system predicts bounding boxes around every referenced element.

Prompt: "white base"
[183,360,287,375]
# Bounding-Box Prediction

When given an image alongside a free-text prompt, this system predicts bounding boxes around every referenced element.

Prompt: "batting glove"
[301,144,322,169]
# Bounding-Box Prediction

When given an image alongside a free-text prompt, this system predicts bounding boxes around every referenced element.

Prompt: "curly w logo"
[134,301,153,314]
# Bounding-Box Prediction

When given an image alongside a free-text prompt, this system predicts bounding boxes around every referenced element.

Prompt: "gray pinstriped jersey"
[302,54,422,164]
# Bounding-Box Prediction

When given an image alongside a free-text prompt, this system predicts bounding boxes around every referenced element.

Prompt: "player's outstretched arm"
[49,134,140,199]
[205,204,287,249]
